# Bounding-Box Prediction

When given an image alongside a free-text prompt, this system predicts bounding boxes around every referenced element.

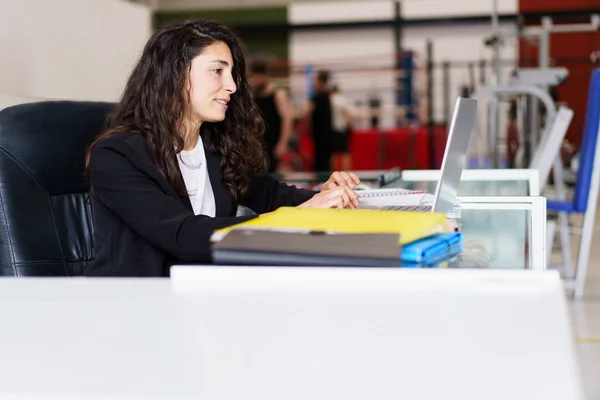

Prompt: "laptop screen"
[432,97,477,213]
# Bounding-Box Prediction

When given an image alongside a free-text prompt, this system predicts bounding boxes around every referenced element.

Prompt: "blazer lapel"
[205,147,234,217]
[140,151,193,212]
[115,135,189,206]
[124,132,232,215]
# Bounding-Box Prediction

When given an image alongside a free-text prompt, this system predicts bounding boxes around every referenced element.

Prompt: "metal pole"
[479,59,486,85]
[468,62,476,95]
[426,40,435,169]
[533,17,551,154]
[489,0,501,168]
[491,0,501,82]
[443,61,451,126]
[394,0,403,125]
[539,18,551,69]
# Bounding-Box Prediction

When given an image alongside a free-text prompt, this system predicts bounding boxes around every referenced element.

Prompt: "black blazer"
[86,132,316,277]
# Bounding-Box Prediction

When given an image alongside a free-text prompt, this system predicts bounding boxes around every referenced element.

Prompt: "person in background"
[330,85,353,171]
[250,60,294,173]
[368,93,381,129]
[507,99,519,168]
[85,20,360,277]
[304,70,333,172]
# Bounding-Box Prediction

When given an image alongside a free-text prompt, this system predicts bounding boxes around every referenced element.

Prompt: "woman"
[249,59,294,173]
[330,85,353,171]
[85,20,360,277]
[308,70,333,171]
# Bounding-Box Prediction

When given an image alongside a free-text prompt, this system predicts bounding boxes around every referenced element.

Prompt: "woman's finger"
[322,187,356,209]
[344,185,359,208]
[340,187,355,209]
[330,171,343,187]
[340,191,350,208]
[322,188,344,208]
[324,187,344,197]
[329,171,358,190]
[339,172,356,188]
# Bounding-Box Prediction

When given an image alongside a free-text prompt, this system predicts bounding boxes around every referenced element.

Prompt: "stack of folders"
[401,232,463,268]
[211,207,462,268]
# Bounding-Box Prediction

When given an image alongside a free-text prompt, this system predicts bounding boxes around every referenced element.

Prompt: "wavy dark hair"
[85,20,267,200]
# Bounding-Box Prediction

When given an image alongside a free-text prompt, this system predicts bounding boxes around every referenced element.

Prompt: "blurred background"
[1,0,598,174]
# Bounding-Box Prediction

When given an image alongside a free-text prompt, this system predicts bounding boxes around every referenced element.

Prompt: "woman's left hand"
[321,171,361,192]
[320,171,360,209]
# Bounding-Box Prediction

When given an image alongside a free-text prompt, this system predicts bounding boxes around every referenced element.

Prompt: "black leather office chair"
[0,101,115,276]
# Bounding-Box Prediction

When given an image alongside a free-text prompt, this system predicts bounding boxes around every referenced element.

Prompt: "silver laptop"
[359,97,477,213]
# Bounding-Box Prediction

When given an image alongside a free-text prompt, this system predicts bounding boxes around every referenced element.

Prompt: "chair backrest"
[573,69,600,213]
[0,101,115,276]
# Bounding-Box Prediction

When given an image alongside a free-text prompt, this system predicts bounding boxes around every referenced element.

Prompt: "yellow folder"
[213,207,447,245]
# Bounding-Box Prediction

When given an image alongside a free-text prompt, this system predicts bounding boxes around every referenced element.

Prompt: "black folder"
[212,229,402,268]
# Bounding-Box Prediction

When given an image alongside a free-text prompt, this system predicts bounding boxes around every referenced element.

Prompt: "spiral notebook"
[357,188,461,215]
[358,188,431,206]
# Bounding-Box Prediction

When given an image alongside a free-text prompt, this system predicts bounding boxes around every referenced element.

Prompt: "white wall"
[158,0,390,11]
[289,1,394,24]
[158,0,518,14]
[402,0,517,18]
[0,0,151,103]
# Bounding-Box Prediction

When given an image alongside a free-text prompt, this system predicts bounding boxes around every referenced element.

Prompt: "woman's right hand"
[297,187,358,209]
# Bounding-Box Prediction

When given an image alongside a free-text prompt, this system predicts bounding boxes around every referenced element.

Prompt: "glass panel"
[384,179,530,196]
[448,208,530,269]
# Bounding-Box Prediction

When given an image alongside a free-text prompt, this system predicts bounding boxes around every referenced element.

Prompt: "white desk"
[0,269,584,399]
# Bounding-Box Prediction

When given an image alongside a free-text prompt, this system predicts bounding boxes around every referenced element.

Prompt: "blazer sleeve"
[241,173,318,214]
[89,144,256,261]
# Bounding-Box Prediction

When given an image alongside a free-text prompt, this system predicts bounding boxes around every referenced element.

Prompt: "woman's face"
[186,41,237,125]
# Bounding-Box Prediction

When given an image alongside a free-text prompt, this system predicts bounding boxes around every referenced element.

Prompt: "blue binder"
[402,244,463,268]
[401,232,463,263]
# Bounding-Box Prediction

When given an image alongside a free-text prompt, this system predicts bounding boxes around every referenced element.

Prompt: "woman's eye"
[213,69,223,75]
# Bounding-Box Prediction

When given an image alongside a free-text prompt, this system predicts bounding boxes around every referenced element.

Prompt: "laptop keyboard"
[383,205,433,212]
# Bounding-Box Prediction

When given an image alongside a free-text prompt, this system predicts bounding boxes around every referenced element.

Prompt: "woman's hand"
[321,171,361,192]
[298,186,359,209]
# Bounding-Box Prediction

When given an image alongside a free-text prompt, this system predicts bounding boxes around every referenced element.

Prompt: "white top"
[177,136,216,217]
[331,92,349,132]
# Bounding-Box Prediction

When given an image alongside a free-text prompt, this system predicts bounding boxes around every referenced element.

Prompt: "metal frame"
[530,106,574,279]
[471,83,558,168]
[471,84,572,277]
[484,12,598,167]
[401,168,540,196]
[566,119,600,299]
[530,106,574,189]
[458,196,547,271]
